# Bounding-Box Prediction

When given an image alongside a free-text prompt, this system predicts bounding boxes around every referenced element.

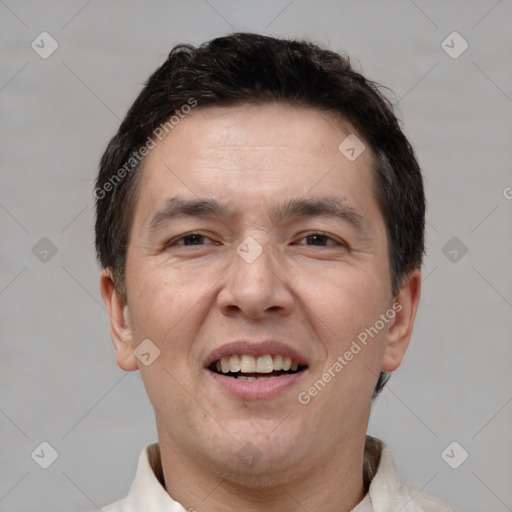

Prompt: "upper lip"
[204,340,309,368]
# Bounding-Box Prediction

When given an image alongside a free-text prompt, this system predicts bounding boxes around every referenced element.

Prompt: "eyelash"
[166,232,346,248]
[296,233,346,247]
[167,233,217,247]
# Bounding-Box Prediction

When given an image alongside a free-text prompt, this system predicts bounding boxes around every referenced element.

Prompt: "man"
[95,33,455,511]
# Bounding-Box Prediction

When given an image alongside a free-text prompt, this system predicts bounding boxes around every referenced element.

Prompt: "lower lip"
[205,369,306,400]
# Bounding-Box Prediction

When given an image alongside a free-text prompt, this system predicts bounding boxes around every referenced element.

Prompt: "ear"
[100,269,138,371]
[381,269,421,372]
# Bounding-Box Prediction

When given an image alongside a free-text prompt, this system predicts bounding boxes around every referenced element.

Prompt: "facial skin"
[101,103,421,512]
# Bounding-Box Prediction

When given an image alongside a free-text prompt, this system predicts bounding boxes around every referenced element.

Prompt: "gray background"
[1,1,511,511]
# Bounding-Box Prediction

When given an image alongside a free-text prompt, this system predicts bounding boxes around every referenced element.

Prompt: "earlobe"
[99,269,139,372]
[381,269,421,372]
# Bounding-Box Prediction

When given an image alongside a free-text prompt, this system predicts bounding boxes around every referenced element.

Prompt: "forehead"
[132,103,382,229]
[148,103,367,166]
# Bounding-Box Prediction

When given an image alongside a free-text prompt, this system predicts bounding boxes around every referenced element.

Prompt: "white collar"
[101,436,454,512]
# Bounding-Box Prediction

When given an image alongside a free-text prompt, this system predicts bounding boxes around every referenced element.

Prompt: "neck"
[154,433,372,512]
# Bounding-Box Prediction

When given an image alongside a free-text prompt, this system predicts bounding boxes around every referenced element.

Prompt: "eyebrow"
[148,196,368,234]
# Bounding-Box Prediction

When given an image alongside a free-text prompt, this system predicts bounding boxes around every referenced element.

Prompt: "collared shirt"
[98,436,456,512]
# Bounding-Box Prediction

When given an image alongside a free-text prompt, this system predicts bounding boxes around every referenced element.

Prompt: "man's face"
[103,103,418,481]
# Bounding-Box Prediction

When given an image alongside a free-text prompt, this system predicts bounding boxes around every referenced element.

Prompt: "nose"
[217,237,295,320]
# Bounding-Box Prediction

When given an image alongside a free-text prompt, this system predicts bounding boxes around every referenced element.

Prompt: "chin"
[210,421,307,474]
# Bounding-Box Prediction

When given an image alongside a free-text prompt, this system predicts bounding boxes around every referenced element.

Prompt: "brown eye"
[304,234,329,246]
[179,234,207,245]
[296,232,345,247]
[167,233,216,247]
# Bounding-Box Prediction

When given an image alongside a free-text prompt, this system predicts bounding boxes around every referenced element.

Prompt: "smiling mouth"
[208,354,308,381]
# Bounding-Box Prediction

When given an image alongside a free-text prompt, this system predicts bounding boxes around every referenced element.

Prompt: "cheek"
[125,259,218,346]
[296,263,388,333]
[294,264,391,396]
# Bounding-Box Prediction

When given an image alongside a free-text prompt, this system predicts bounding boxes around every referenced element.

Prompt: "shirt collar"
[121,435,398,512]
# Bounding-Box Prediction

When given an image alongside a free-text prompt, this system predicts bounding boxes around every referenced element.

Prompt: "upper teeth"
[216,354,299,374]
